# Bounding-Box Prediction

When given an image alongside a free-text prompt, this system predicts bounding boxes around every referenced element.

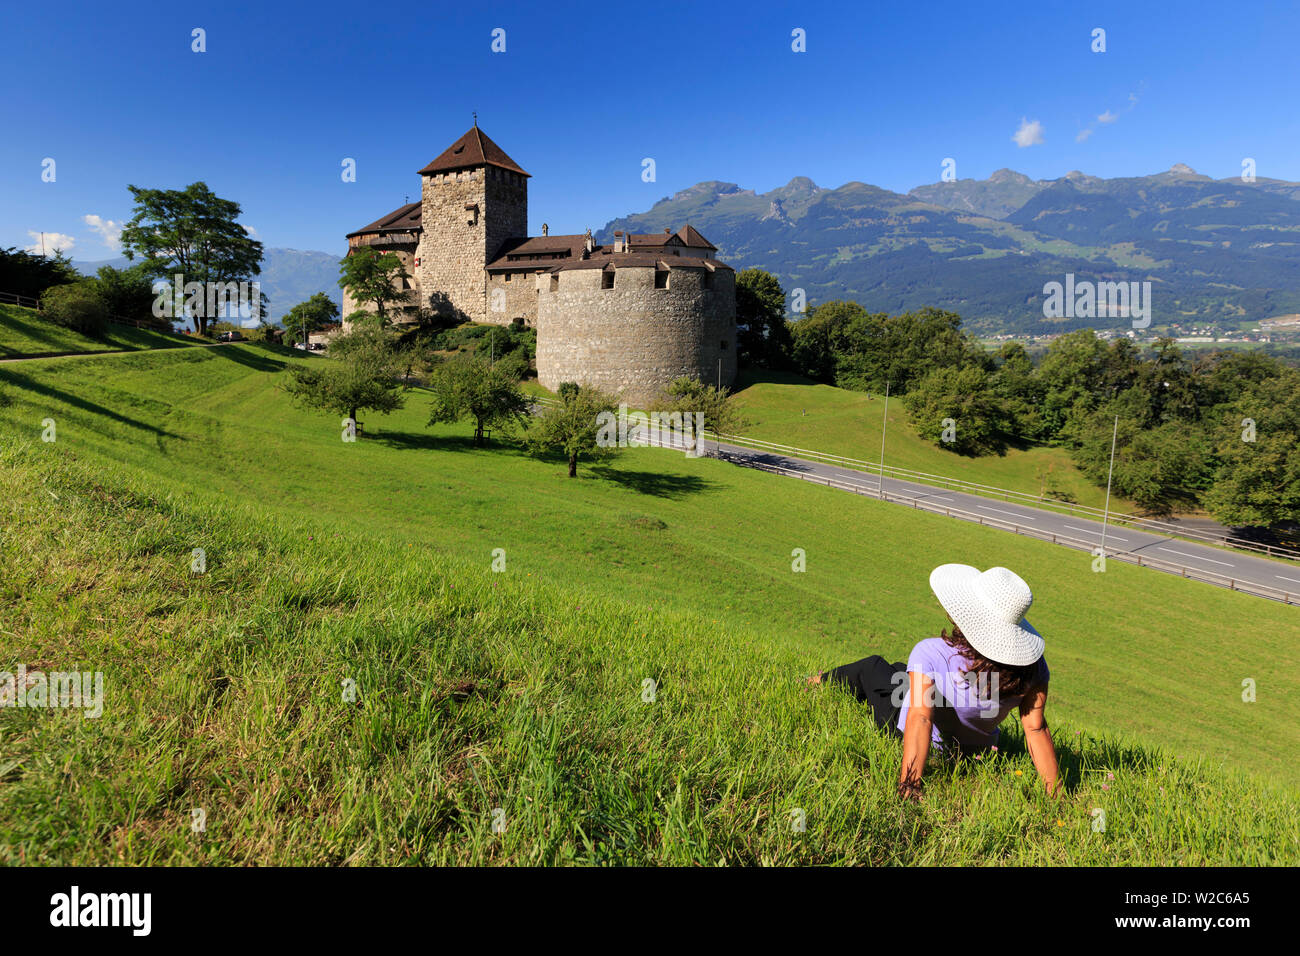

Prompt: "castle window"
[702,270,714,290]
[721,340,729,350]
[654,269,668,289]
[602,270,615,290]
[550,275,559,292]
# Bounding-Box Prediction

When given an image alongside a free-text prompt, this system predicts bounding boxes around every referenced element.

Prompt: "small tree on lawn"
[654,377,748,443]
[280,319,405,433]
[527,381,620,477]
[338,247,411,324]
[426,354,529,446]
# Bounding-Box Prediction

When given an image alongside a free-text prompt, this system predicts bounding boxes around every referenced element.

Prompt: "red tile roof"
[418,127,530,177]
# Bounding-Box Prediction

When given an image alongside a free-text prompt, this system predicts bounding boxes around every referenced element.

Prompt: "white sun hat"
[929,564,1044,666]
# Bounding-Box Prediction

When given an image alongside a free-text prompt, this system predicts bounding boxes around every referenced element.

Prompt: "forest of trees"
[735,269,1300,530]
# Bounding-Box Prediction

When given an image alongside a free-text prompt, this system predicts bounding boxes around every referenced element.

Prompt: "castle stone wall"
[486,270,543,326]
[536,266,737,406]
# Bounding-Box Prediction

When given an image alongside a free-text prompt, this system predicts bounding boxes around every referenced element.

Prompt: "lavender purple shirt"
[895,637,1049,753]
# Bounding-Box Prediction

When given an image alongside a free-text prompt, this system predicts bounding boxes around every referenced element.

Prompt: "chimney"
[541,223,549,236]
[584,228,594,255]
[614,230,624,253]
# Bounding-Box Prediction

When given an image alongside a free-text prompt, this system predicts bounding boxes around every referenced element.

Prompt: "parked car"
[217,330,245,342]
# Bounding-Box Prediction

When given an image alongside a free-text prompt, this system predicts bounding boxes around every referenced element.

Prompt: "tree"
[41,281,107,336]
[338,247,412,324]
[426,354,529,446]
[119,181,264,336]
[654,377,749,437]
[526,381,619,477]
[1070,411,1213,517]
[280,321,406,432]
[282,293,340,347]
[1203,370,1300,529]
[93,264,156,322]
[735,268,792,368]
[0,246,79,299]
[904,366,1009,456]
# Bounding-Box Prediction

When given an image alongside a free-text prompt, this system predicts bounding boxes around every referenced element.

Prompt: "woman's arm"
[898,670,934,800]
[1019,685,1060,797]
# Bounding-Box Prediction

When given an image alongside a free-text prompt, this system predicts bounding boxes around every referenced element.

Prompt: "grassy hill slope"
[0,303,194,359]
[1,345,1297,863]
[730,370,1135,512]
[1,440,1295,865]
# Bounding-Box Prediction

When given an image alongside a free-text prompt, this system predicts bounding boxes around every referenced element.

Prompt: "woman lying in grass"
[809,564,1060,802]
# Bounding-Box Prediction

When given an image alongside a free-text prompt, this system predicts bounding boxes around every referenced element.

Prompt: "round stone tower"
[536,258,737,406]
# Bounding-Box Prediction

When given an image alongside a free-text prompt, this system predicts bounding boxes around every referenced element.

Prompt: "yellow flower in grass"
[1014,770,1023,776]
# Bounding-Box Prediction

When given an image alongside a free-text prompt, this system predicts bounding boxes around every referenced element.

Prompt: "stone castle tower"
[343,125,738,405]
[413,124,528,324]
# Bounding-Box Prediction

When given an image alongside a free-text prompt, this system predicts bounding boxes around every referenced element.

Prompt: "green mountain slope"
[600,167,1300,333]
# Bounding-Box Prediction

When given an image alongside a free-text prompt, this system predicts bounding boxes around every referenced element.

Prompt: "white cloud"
[24,230,75,255]
[1097,110,1118,124]
[1076,128,1094,143]
[243,224,259,238]
[1012,117,1044,148]
[83,214,122,251]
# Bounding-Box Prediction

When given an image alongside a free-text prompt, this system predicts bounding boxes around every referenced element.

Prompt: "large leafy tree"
[282,293,340,347]
[338,247,412,324]
[93,264,157,322]
[281,320,406,431]
[526,381,619,477]
[735,268,792,369]
[1203,370,1300,528]
[426,354,529,446]
[904,365,1010,456]
[119,182,264,335]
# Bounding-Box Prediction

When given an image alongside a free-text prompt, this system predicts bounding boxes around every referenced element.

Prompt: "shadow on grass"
[589,464,713,499]
[0,368,179,438]
[205,343,292,373]
[367,430,498,453]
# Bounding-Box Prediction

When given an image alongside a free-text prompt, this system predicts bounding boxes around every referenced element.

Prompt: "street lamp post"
[878,381,890,500]
[1100,415,1119,556]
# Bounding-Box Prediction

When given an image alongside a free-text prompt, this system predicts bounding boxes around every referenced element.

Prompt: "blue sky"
[2,0,1297,261]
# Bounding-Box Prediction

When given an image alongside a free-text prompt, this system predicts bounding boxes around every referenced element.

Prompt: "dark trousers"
[824,655,906,739]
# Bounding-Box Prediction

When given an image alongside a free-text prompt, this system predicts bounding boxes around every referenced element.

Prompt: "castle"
[343,124,738,405]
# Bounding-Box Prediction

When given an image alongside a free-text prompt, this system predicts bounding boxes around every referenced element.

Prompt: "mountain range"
[73,165,1300,335]
[598,165,1300,334]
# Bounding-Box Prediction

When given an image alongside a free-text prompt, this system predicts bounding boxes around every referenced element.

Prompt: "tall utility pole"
[1100,415,1119,555]
[877,381,890,500]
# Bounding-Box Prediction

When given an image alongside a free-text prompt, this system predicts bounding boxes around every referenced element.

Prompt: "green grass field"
[729,369,1138,513]
[1,344,1296,864]
[0,303,195,358]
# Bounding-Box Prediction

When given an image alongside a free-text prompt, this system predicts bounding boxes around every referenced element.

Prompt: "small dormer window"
[602,270,615,290]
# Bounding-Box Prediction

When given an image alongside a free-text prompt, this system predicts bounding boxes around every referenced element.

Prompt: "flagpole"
[1100,415,1118,555]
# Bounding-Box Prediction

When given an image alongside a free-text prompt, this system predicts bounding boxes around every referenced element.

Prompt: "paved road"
[657,433,1300,604]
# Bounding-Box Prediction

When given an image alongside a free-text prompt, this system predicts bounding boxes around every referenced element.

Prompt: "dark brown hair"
[941,622,1042,699]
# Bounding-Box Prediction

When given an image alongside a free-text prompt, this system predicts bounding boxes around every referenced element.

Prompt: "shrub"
[41,281,107,336]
